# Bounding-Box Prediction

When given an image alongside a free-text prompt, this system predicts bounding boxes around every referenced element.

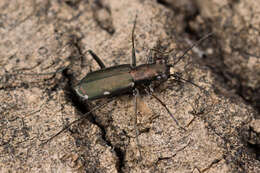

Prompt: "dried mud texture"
[0,0,260,173]
[164,0,260,112]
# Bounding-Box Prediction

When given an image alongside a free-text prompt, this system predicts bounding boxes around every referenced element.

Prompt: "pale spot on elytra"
[104,91,110,95]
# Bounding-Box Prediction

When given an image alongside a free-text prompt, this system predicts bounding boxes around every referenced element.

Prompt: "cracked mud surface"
[1,0,260,172]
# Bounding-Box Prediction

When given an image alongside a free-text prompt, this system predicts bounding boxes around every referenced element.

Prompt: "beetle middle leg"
[130,17,147,151]
[133,88,143,161]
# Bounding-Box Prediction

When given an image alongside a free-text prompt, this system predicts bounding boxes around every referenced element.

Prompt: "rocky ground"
[0,0,260,172]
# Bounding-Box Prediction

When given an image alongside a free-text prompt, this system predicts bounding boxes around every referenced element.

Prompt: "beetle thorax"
[130,63,169,83]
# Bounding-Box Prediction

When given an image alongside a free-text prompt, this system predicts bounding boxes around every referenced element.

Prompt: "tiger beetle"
[73,17,211,102]
[41,16,212,155]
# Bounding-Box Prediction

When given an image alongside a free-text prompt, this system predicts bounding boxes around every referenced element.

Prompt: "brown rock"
[0,0,259,172]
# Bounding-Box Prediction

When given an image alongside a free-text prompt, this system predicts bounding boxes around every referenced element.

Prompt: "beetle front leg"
[143,85,186,131]
[87,50,106,69]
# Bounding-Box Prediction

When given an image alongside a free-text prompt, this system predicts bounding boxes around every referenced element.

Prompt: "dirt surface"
[0,0,260,173]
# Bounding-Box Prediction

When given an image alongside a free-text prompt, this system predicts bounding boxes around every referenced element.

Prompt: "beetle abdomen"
[130,64,169,83]
[74,64,134,100]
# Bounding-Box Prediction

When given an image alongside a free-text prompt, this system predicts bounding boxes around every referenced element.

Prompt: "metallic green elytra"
[74,64,134,100]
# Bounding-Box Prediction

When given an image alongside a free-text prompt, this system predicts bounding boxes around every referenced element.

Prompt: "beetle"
[73,16,210,103]
[41,16,212,146]
[69,16,212,159]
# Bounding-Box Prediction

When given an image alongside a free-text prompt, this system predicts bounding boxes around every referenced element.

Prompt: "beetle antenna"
[150,33,212,59]
[172,33,213,66]
[170,73,208,93]
[40,98,113,146]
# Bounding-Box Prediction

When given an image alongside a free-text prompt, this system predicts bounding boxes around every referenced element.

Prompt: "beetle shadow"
[61,67,101,128]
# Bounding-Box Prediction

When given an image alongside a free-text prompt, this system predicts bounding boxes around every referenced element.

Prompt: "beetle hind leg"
[87,50,106,69]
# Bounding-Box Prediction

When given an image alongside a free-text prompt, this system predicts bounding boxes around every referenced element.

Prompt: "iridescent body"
[74,62,170,100]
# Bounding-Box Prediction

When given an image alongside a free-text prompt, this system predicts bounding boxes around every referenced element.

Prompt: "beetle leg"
[143,86,186,131]
[87,50,106,69]
[150,93,186,131]
[133,88,142,161]
[40,98,113,146]
[170,73,206,92]
[146,50,155,64]
[131,15,137,67]
[171,33,213,66]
